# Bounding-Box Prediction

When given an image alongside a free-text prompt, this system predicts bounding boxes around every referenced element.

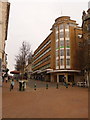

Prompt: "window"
[59,24,64,38]
[66,40,70,47]
[60,38,64,40]
[33,48,51,63]
[33,55,51,68]
[65,31,69,38]
[66,49,70,56]
[66,59,70,66]
[60,49,64,56]
[60,32,64,38]
[65,24,69,39]
[40,64,50,70]
[60,40,64,47]
[59,24,64,30]
[60,59,64,66]
[56,60,59,69]
[33,40,51,58]
[65,24,69,29]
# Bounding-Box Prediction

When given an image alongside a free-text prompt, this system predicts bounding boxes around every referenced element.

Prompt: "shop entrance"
[59,75,64,82]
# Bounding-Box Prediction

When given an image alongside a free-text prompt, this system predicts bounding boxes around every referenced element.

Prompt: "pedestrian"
[19,80,22,91]
[10,79,15,91]
[23,81,25,91]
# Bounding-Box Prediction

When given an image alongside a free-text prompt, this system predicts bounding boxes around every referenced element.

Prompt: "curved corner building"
[32,16,83,84]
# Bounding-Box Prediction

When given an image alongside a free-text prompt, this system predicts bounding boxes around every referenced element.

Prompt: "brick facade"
[32,16,83,84]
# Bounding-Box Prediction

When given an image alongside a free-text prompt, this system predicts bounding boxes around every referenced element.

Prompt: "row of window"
[55,31,69,39]
[55,24,70,69]
[32,55,51,68]
[56,49,70,57]
[56,58,70,69]
[56,40,70,49]
[38,64,50,71]
[33,40,51,58]
[33,48,51,63]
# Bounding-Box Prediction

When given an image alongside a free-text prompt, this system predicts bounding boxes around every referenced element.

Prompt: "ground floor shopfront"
[50,70,82,84]
[32,69,83,84]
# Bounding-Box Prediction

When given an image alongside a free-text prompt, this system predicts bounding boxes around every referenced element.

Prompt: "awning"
[52,69,81,73]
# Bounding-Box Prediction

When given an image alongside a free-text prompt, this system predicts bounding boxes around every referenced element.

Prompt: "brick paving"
[2,80,88,118]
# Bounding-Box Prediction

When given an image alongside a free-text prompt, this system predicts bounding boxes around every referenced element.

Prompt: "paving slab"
[2,80,88,118]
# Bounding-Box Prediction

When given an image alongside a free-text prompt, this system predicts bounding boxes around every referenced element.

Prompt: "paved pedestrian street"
[2,80,88,118]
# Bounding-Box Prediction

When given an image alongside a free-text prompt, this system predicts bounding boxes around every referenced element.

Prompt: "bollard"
[56,83,59,89]
[66,83,68,88]
[34,83,36,90]
[46,84,48,89]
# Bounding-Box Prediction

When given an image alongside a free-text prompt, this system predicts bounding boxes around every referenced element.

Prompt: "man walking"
[10,79,15,91]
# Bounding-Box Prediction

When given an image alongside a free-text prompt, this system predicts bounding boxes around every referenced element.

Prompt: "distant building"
[32,16,83,84]
[0,1,10,72]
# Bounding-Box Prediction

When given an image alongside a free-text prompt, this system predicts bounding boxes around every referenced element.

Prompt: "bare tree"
[15,41,32,74]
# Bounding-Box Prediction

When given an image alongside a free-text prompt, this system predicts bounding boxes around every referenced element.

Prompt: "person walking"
[10,79,15,91]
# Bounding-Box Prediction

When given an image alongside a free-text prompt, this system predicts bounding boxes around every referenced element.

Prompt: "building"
[0,1,10,73]
[82,3,90,87]
[32,16,83,84]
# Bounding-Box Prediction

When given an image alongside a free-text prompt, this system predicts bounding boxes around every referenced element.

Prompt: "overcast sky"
[6,0,89,73]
